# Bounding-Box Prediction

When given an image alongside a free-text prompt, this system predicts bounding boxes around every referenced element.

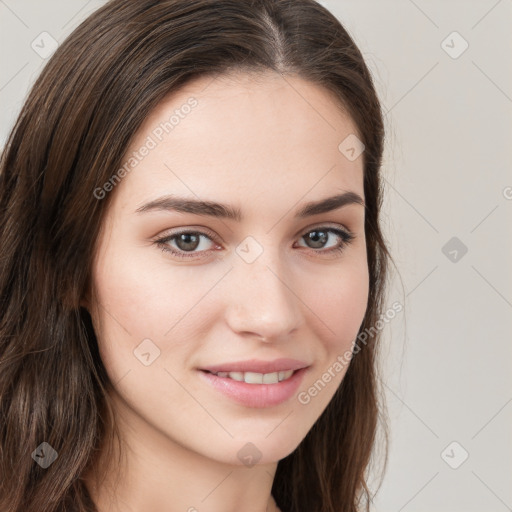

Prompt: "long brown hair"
[0,1,392,510]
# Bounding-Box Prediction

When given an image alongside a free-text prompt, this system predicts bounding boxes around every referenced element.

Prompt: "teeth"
[213,370,295,384]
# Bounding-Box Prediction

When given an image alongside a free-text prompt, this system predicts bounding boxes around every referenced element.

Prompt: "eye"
[155,229,219,260]
[295,227,355,256]
[153,226,355,260]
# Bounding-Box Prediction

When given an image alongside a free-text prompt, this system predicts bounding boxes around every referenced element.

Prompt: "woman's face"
[86,71,369,466]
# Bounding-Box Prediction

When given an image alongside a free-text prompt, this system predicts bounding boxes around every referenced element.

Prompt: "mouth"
[200,368,297,384]
[198,367,309,408]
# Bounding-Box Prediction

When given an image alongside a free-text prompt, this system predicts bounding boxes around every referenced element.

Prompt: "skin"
[81,70,369,512]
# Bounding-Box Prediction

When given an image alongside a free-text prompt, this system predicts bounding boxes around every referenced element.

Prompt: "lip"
[198,366,309,408]
[199,358,309,374]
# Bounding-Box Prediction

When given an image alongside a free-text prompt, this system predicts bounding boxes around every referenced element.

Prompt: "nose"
[224,250,303,342]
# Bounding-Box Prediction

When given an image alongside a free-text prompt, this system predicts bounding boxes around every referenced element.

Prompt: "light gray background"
[1,1,511,511]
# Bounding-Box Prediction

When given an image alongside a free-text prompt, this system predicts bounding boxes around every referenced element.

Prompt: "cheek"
[89,242,215,375]
[290,258,369,433]
[307,256,369,351]
[91,243,186,337]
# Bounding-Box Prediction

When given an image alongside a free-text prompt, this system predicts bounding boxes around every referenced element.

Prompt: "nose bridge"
[225,240,302,340]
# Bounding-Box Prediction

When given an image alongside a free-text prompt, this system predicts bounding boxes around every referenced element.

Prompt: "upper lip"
[200,358,310,374]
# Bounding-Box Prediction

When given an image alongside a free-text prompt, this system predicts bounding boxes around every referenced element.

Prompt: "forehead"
[113,71,364,213]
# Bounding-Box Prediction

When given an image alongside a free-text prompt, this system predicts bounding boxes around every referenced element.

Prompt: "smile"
[206,369,295,384]
[198,367,309,408]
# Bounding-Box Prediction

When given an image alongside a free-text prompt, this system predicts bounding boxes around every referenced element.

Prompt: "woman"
[0,1,392,511]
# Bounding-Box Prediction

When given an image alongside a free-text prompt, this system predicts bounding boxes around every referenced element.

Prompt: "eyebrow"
[134,191,365,221]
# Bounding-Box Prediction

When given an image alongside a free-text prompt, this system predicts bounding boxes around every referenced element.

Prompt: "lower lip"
[198,367,309,408]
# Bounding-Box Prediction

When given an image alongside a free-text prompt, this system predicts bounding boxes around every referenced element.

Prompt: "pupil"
[308,230,327,248]
[177,233,199,251]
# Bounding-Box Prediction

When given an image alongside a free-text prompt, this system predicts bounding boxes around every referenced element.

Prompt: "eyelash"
[154,226,355,260]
